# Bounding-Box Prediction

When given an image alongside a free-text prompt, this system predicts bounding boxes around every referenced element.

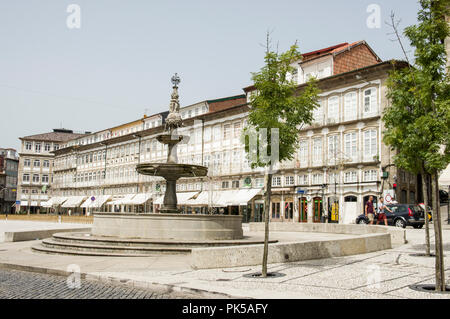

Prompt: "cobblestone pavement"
[0,268,201,299]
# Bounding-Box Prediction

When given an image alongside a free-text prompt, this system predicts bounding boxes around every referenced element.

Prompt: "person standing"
[376,197,391,226]
[365,196,375,225]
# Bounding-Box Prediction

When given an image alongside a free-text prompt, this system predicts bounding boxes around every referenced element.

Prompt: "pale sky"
[0,0,420,151]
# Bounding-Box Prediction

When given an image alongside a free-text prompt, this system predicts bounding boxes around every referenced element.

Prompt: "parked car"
[356,203,425,228]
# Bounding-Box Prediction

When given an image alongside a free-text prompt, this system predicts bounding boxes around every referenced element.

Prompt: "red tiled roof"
[20,131,86,142]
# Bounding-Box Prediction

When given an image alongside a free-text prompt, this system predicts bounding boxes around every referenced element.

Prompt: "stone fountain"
[135,73,207,214]
[87,74,243,241]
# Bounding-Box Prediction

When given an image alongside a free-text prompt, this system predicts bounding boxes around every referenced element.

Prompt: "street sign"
[383,190,395,203]
[297,189,306,195]
[15,200,20,205]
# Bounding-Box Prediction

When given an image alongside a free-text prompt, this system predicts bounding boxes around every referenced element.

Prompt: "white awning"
[81,195,112,208]
[153,192,198,205]
[107,194,136,206]
[220,188,263,206]
[61,196,87,208]
[439,165,450,186]
[20,201,28,207]
[30,201,38,207]
[127,193,152,205]
[41,196,67,207]
[185,191,224,207]
[154,189,262,207]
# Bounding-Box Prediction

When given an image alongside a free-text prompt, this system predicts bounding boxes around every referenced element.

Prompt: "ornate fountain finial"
[171,73,180,88]
[165,73,183,132]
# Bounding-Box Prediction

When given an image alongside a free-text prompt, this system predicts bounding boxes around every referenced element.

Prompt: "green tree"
[243,35,320,277]
[383,0,450,291]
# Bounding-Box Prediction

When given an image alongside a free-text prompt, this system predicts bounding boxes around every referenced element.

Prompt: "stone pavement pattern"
[0,268,216,299]
[1,220,450,299]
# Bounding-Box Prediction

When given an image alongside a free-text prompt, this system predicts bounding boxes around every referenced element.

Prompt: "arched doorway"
[298,197,307,223]
[313,197,322,223]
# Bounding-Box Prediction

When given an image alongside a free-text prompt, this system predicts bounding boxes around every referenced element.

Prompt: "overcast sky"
[0,0,420,151]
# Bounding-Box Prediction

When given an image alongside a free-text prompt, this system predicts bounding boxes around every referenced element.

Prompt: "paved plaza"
[0,220,450,299]
[0,268,213,299]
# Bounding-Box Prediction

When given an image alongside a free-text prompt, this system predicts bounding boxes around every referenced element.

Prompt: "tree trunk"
[431,172,445,291]
[261,169,272,278]
[421,168,431,256]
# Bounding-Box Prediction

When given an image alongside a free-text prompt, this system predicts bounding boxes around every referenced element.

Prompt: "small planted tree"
[243,35,320,277]
[383,0,450,291]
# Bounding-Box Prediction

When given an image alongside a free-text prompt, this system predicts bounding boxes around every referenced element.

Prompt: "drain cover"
[410,284,450,294]
[243,272,286,279]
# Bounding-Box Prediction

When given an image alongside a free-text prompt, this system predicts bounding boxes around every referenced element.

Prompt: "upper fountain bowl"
[136,163,208,179]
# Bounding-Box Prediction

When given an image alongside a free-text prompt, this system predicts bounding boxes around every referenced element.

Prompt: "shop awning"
[127,193,153,205]
[220,188,263,206]
[41,196,68,208]
[154,188,263,207]
[153,192,198,205]
[61,196,87,208]
[20,201,28,207]
[107,194,136,206]
[81,195,112,208]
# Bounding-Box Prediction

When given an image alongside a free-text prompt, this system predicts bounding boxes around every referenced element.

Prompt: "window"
[363,88,377,114]
[35,143,41,153]
[32,174,40,183]
[43,160,50,168]
[232,150,240,165]
[23,174,30,182]
[233,122,241,138]
[313,100,323,124]
[344,132,357,160]
[327,96,339,122]
[344,92,357,121]
[42,175,49,183]
[44,143,51,152]
[213,126,221,140]
[222,181,229,189]
[363,170,377,181]
[24,159,31,167]
[328,172,338,184]
[298,175,308,185]
[204,127,211,142]
[33,160,40,167]
[255,178,264,187]
[312,173,323,185]
[25,142,32,151]
[344,171,357,183]
[328,135,339,162]
[364,130,377,159]
[312,137,323,163]
[223,124,231,139]
[272,176,281,187]
[232,180,240,188]
[285,176,295,186]
[299,140,308,164]
[203,154,210,167]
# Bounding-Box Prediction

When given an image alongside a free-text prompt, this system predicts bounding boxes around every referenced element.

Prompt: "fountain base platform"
[91,213,243,241]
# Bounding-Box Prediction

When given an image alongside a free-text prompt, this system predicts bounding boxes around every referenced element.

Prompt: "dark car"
[356,204,425,228]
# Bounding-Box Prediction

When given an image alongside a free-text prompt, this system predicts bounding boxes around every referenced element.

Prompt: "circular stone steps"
[31,232,278,257]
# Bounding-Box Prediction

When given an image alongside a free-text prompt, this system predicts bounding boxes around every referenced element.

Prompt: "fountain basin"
[136,163,207,178]
[92,213,243,240]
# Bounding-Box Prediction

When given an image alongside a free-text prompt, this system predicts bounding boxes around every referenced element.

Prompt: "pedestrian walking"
[376,197,391,226]
[365,195,375,225]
